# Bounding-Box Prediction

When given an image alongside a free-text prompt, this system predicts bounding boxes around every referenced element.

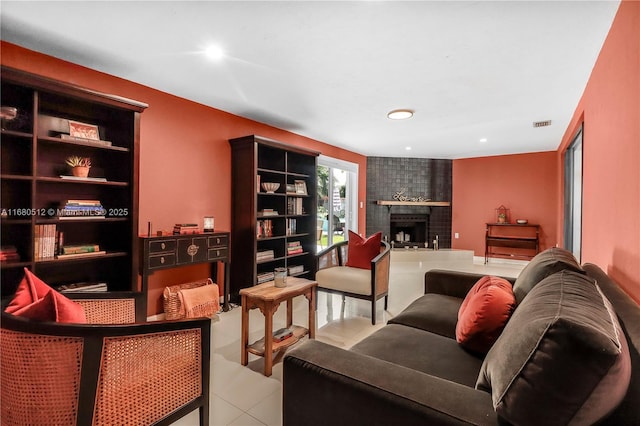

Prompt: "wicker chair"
[315,241,391,324]
[1,292,211,426]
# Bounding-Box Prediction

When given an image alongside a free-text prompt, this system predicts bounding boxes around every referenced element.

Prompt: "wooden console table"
[139,232,231,317]
[485,223,540,263]
[240,277,317,376]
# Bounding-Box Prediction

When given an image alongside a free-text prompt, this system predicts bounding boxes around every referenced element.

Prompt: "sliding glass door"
[564,126,583,261]
[316,156,358,251]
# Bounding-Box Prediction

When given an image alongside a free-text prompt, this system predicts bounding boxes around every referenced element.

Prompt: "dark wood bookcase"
[1,67,147,318]
[229,135,318,301]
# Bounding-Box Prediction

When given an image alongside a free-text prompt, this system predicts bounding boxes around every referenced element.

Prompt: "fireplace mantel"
[376,200,451,207]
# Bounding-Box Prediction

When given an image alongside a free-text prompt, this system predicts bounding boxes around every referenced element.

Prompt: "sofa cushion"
[456,276,515,354]
[5,268,86,323]
[351,324,484,388]
[512,246,583,304]
[476,270,631,426]
[316,266,372,295]
[345,230,381,270]
[389,293,462,339]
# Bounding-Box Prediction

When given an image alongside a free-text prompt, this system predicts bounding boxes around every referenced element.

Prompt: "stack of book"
[287,241,303,255]
[258,208,278,217]
[288,265,304,275]
[0,246,20,263]
[57,244,106,259]
[34,224,58,260]
[59,199,105,219]
[257,271,275,284]
[57,281,108,293]
[173,223,201,234]
[256,249,275,263]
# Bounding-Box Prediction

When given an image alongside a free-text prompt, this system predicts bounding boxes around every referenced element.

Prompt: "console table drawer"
[149,239,176,254]
[208,247,229,261]
[208,235,228,248]
[149,253,176,269]
[177,237,208,264]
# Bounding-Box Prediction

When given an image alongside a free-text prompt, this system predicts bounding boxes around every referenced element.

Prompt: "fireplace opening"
[390,213,429,247]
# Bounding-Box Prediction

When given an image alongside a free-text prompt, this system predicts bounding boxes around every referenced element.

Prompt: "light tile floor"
[171,250,525,426]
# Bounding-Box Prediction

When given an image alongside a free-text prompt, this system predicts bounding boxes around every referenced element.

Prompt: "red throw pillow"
[345,230,382,270]
[456,275,515,354]
[4,268,86,323]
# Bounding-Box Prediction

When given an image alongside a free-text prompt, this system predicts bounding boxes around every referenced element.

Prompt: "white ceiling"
[1,1,620,159]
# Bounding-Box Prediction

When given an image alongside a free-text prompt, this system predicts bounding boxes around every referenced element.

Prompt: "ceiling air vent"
[533,120,552,128]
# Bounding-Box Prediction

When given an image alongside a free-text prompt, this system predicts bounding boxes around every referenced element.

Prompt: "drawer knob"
[217,250,220,256]
[216,238,221,244]
[161,242,166,250]
[160,256,165,264]
[187,244,199,256]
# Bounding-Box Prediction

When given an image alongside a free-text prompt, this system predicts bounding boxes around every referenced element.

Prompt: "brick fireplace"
[366,157,452,248]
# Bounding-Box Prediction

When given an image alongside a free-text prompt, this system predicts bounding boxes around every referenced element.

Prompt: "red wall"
[451,151,559,257]
[1,41,368,315]
[556,0,639,303]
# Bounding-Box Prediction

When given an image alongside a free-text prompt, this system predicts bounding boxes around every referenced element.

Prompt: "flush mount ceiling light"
[387,109,414,120]
[479,138,488,143]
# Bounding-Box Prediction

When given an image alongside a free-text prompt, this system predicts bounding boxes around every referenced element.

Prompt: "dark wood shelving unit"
[1,67,147,319]
[485,222,540,263]
[229,135,319,302]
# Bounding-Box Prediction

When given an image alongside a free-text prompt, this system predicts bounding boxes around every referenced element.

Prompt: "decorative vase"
[72,166,90,178]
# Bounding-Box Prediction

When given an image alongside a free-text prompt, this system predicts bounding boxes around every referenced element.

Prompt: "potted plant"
[497,213,507,223]
[66,156,91,178]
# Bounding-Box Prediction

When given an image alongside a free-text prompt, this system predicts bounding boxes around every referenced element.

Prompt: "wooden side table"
[240,277,317,376]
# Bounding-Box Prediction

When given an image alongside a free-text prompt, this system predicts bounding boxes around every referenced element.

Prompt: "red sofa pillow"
[5,268,86,323]
[345,230,382,270]
[456,275,515,354]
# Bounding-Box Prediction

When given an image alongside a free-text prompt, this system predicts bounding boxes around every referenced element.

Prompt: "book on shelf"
[61,244,100,255]
[287,198,304,215]
[257,219,273,238]
[288,265,304,275]
[34,224,57,260]
[57,282,108,293]
[256,250,275,262]
[65,199,102,206]
[258,209,279,217]
[56,250,107,259]
[286,218,297,235]
[257,272,275,284]
[58,215,106,220]
[0,246,20,262]
[287,241,303,255]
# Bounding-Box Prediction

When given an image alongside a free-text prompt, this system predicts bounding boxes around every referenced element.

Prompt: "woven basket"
[163,278,218,320]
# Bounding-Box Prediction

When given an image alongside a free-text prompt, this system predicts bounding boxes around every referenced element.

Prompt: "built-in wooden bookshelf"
[229,135,318,301]
[1,67,147,319]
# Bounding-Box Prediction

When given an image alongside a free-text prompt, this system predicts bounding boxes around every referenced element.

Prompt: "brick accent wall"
[366,157,452,248]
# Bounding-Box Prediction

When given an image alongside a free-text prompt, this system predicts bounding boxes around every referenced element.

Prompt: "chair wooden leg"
[371,299,377,325]
[200,403,209,426]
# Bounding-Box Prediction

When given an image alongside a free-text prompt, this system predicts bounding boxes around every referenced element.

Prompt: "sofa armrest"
[284,341,496,426]
[424,270,516,299]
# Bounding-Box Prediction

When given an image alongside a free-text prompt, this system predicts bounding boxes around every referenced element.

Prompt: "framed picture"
[68,120,100,140]
[294,180,307,195]
[286,183,296,194]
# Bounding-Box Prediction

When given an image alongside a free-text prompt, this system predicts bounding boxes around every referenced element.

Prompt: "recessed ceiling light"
[479,138,488,143]
[387,109,414,120]
[405,146,412,151]
[204,45,225,61]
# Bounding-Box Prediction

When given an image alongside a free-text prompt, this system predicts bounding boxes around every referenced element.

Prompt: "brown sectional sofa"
[283,248,640,425]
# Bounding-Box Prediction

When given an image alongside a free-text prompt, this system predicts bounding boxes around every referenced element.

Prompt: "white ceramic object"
[261,182,280,193]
